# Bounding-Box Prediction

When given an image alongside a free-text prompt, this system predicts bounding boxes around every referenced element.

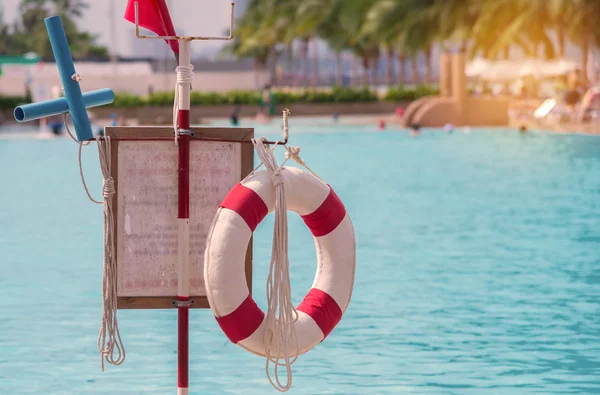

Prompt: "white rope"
[252,138,299,392]
[241,109,292,183]
[282,108,290,142]
[284,146,321,181]
[64,116,125,370]
[94,136,125,370]
[173,64,194,145]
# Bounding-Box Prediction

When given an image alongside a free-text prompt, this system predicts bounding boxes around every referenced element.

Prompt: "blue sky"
[3,0,245,57]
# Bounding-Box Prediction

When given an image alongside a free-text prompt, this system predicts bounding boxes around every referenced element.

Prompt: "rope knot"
[176,64,195,85]
[173,64,195,145]
[102,178,115,198]
[285,146,305,166]
[271,170,285,187]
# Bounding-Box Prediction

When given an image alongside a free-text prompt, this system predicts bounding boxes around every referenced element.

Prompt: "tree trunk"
[311,38,318,88]
[424,47,432,85]
[386,47,394,86]
[582,34,590,82]
[302,38,310,88]
[287,43,295,87]
[502,46,510,93]
[255,57,267,89]
[557,24,565,58]
[398,54,405,86]
[270,50,278,86]
[362,56,369,87]
[335,51,343,86]
[371,56,378,86]
[410,56,418,85]
[254,60,260,90]
[351,56,359,86]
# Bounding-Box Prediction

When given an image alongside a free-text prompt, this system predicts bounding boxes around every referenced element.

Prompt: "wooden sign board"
[104,126,254,309]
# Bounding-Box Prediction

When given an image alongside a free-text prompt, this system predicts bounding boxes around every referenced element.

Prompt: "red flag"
[124,0,179,54]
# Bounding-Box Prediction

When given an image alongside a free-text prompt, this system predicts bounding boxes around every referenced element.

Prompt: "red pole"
[177,131,190,394]
[176,38,191,395]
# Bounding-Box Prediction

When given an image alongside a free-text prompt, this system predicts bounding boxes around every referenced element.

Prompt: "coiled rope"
[252,137,299,392]
[173,64,194,144]
[64,114,125,370]
[245,109,325,392]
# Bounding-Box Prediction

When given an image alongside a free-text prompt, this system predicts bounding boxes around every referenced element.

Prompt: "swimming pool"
[1,125,599,394]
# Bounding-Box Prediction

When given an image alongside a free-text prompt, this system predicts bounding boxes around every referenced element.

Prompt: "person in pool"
[564,69,587,112]
[410,123,421,136]
[49,115,64,135]
[258,84,276,122]
[443,123,454,133]
[230,106,240,126]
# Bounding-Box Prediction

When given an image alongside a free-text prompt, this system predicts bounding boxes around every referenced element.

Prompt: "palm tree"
[547,0,575,58]
[257,0,300,85]
[51,0,89,19]
[226,0,274,86]
[473,0,556,59]
[567,0,600,81]
[317,0,349,86]
[335,0,379,87]
[295,0,332,87]
[475,0,600,80]
[363,0,448,86]
[361,0,412,86]
[398,0,439,84]
[230,0,600,88]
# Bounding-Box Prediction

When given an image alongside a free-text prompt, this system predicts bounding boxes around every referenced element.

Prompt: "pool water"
[1,125,599,394]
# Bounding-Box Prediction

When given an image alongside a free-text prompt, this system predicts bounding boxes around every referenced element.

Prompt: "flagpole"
[127,3,235,394]
[176,38,191,395]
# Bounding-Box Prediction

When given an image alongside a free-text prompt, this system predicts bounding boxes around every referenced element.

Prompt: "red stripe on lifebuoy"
[297,288,343,339]
[215,295,264,343]
[301,187,346,237]
[220,184,268,231]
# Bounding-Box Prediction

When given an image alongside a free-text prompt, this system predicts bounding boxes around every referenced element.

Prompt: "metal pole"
[176,38,191,395]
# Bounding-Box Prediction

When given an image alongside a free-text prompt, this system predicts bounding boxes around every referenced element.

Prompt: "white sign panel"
[116,140,242,297]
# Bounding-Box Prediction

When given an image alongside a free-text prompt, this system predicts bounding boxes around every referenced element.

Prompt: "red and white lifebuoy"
[204,166,355,357]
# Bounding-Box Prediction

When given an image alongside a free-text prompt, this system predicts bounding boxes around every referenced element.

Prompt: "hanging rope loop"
[63,114,125,370]
[251,137,299,392]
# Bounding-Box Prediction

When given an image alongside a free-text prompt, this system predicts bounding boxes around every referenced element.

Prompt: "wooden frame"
[104,126,254,309]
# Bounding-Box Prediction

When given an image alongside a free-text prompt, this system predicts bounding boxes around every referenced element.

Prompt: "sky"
[2,0,248,58]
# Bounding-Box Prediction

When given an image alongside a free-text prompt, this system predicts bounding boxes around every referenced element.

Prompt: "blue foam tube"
[14,89,115,123]
[45,16,92,141]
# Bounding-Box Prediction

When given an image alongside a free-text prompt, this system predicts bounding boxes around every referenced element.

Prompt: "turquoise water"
[1,125,599,394]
